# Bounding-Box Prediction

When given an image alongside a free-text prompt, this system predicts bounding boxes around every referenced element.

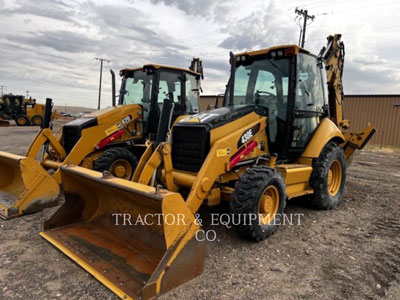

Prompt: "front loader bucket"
[0,120,10,126]
[40,166,206,300]
[0,151,59,219]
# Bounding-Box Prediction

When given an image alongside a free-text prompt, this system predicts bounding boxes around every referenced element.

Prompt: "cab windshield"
[121,70,153,105]
[226,57,290,109]
[226,57,290,142]
[121,70,199,114]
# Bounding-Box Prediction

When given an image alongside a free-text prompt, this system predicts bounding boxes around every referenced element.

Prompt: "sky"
[0,0,399,109]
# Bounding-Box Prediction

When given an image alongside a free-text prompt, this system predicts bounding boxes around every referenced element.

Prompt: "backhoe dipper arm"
[319,34,347,130]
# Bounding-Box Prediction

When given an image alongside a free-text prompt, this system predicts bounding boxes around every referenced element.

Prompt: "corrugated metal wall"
[200,95,400,147]
[344,95,400,147]
[199,95,217,112]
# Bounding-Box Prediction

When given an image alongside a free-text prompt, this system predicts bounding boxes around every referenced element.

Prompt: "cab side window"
[185,74,199,113]
[296,54,324,112]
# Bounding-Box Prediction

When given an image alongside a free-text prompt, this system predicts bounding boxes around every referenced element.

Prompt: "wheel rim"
[109,159,132,180]
[33,117,41,125]
[258,185,280,225]
[18,117,26,125]
[327,160,342,196]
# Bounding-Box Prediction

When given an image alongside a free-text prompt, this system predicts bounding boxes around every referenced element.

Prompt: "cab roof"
[121,64,200,76]
[235,44,312,57]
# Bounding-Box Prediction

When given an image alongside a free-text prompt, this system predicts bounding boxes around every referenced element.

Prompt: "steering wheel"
[255,90,275,97]
[255,90,276,107]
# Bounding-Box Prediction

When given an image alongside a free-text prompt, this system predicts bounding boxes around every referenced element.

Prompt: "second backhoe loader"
[0,60,203,219]
[40,35,375,299]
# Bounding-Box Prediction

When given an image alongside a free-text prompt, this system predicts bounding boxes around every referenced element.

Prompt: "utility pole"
[295,8,315,48]
[94,57,110,110]
[0,85,6,97]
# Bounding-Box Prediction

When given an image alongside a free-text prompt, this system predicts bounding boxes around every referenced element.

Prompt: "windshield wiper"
[266,59,287,76]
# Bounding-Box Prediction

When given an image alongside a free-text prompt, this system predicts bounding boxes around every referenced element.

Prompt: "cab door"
[287,53,328,158]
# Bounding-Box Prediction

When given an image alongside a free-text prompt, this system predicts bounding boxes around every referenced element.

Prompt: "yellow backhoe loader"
[40,35,375,300]
[0,60,203,219]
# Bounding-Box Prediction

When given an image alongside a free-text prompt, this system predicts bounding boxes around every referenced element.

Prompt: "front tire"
[308,141,346,210]
[231,166,286,241]
[15,115,29,126]
[93,147,138,180]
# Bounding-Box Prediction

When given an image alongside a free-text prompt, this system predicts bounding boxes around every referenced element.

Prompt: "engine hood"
[177,106,256,130]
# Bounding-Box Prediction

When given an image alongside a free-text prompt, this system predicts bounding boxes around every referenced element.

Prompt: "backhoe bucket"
[0,151,59,219]
[40,166,206,300]
[0,120,10,126]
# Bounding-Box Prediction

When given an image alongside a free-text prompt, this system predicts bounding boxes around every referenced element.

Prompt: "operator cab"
[225,46,329,159]
[119,65,201,140]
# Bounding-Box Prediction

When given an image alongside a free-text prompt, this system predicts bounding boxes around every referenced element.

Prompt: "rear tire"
[15,115,29,126]
[93,147,138,180]
[308,141,346,210]
[230,166,286,241]
[32,115,43,126]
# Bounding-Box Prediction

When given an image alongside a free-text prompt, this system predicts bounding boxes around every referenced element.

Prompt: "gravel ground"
[0,120,399,300]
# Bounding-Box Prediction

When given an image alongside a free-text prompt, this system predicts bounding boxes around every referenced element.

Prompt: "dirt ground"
[0,120,399,300]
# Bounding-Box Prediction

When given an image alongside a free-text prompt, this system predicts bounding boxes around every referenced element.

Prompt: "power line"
[180,9,293,43]
[305,24,400,44]
[94,57,110,110]
[316,0,400,15]
[186,15,303,48]
[299,0,351,9]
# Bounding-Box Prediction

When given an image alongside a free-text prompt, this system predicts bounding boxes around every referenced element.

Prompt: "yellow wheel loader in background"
[0,95,60,126]
[40,35,375,300]
[0,60,203,219]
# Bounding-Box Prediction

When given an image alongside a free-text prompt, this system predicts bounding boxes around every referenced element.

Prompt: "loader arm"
[26,128,66,160]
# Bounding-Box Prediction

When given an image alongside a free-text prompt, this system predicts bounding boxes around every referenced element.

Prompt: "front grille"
[172,125,210,173]
[62,117,97,154]
[62,126,82,154]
